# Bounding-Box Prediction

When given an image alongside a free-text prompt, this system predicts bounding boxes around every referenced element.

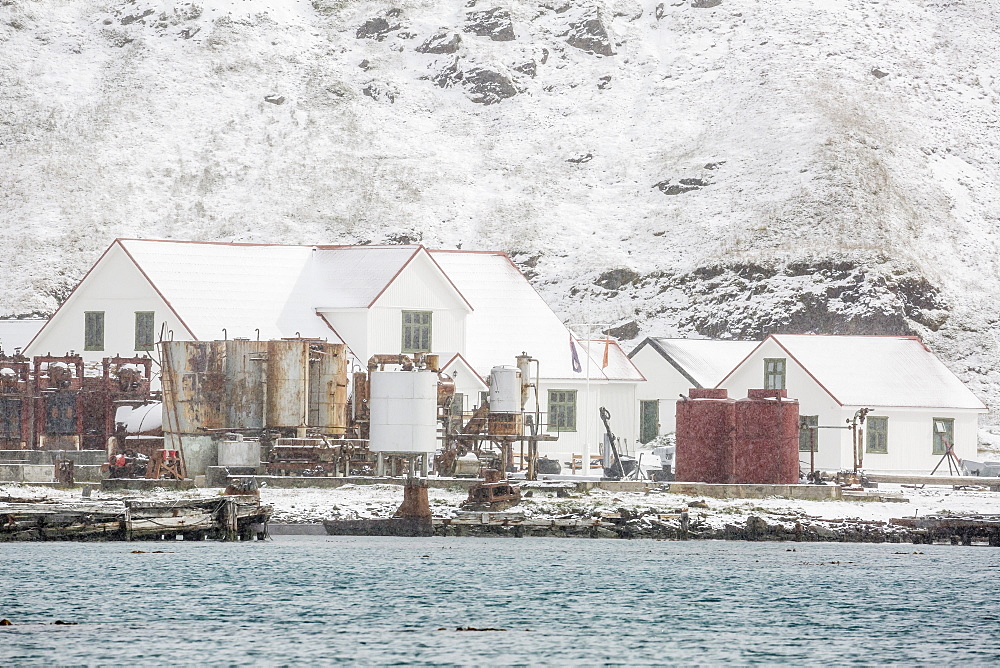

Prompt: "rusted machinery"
[461,468,522,511]
[83,357,154,450]
[437,352,557,484]
[32,354,86,451]
[0,352,31,449]
[0,351,157,453]
[159,339,350,477]
[266,437,371,477]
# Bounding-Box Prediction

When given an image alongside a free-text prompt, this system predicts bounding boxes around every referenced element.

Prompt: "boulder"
[356,17,397,40]
[464,67,518,104]
[417,29,462,54]
[566,9,614,56]
[464,7,516,41]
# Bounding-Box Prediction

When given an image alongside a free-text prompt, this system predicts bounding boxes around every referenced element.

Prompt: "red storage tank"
[733,389,800,484]
[675,388,735,484]
[676,388,800,484]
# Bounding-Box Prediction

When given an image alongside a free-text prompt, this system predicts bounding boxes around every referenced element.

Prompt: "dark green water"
[2,537,998,665]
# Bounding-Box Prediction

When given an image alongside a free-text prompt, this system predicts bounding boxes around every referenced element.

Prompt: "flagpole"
[584,322,591,479]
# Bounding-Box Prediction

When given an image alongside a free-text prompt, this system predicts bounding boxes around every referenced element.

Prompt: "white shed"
[628,338,758,441]
[717,334,988,475]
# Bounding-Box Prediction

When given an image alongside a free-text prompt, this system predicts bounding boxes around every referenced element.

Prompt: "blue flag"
[569,335,582,373]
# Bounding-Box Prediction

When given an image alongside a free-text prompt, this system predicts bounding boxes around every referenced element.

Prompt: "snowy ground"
[5,481,1000,532]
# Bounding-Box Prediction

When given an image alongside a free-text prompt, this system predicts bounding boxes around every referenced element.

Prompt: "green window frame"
[799,415,819,452]
[764,358,786,390]
[547,390,577,433]
[401,310,432,354]
[135,311,155,351]
[84,311,105,351]
[866,416,888,454]
[932,418,954,455]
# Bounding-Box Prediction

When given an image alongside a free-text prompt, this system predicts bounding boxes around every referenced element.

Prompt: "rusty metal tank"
[674,388,735,484]
[265,340,309,429]
[224,339,267,430]
[307,342,348,435]
[733,389,800,484]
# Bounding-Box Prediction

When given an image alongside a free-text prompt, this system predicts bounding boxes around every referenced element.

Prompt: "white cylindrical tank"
[116,403,163,434]
[489,366,521,413]
[369,370,439,453]
[218,439,262,468]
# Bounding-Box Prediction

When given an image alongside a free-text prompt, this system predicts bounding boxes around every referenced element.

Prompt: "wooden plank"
[866,474,1000,487]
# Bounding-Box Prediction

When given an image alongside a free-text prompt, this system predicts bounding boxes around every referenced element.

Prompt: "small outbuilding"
[717,334,988,475]
[628,338,758,442]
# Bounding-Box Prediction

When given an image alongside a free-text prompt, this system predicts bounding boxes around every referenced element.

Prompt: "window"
[401,311,432,353]
[135,311,155,351]
[866,416,888,454]
[799,415,819,452]
[764,358,786,390]
[479,391,489,407]
[639,400,659,444]
[84,311,104,351]
[547,390,577,432]
[932,418,954,455]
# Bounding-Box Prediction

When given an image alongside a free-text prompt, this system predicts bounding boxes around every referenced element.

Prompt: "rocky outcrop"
[430,59,518,104]
[566,8,614,56]
[464,7,515,42]
[362,82,396,103]
[356,17,398,40]
[417,29,462,54]
[463,67,518,104]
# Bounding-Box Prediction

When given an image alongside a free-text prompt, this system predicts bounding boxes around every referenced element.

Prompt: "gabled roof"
[312,245,472,310]
[117,239,327,341]
[719,334,987,410]
[428,251,644,381]
[440,353,488,390]
[579,339,646,382]
[113,239,471,341]
[630,338,758,388]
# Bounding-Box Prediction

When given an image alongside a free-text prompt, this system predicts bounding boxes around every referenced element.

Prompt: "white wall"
[367,253,468,360]
[844,406,980,475]
[319,308,368,362]
[25,243,191,367]
[534,379,638,471]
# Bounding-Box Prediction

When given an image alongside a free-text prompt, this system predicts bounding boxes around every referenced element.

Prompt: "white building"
[25,239,644,469]
[628,338,758,441]
[717,334,987,475]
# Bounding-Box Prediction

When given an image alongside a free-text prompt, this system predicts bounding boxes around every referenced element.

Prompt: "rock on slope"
[1,0,999,410]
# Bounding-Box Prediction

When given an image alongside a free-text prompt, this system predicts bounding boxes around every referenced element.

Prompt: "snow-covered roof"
[0,319,46,354]
[311,245,427,309]
[429,251,643,381]
[118,239,332,341]
[728,334,986,410]
[117,240,473,341]
[632,338,759,388]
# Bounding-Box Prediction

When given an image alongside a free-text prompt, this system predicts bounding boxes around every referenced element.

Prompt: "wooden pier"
[0,495,270,542]
[890,515,1000,546]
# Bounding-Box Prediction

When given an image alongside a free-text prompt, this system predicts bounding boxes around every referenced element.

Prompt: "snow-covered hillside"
[2,0,999,408]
